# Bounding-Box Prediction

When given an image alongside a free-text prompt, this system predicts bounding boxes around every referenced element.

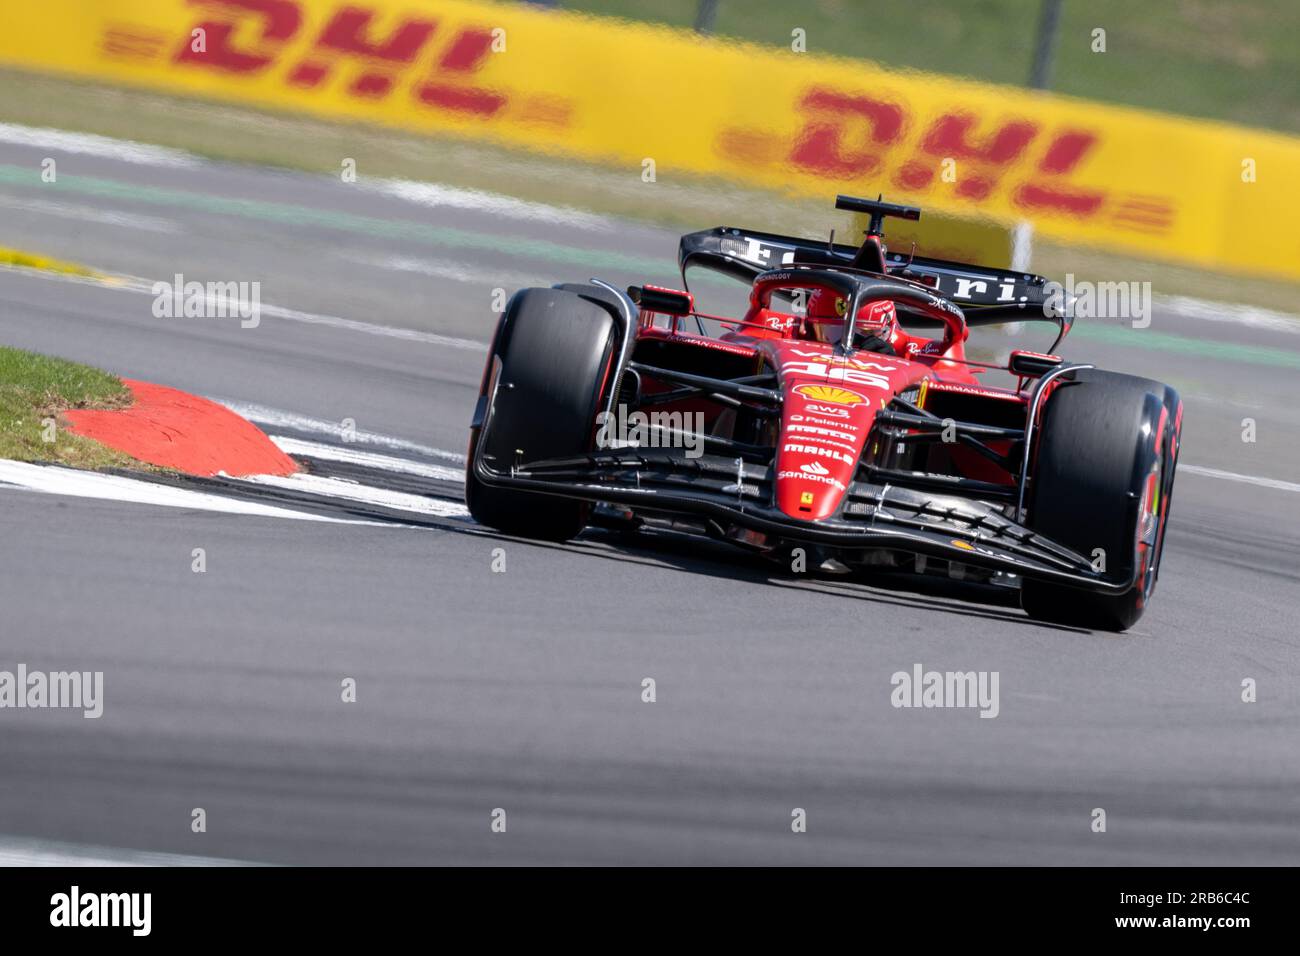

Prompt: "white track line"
[100,274,487,351]
[0,267,488,351]
[1157,295,1300,335]
[1180,463,1300,493]
[235,472,469,518]
[0,835,254,867]
[271,435,464,482]
[0,461,399,525]
[5,122,1300,336]
[0,194,179,234]
[357,252,550,290]
[364,178,615,231]
[0,122,203,168]
[212,398,465,462]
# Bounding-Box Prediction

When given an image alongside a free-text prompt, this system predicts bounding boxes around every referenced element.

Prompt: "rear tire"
[466,288,617,541]
[1020,369,1180,631]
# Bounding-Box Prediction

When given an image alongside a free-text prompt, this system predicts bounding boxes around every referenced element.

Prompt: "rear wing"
[678,227,1065,329]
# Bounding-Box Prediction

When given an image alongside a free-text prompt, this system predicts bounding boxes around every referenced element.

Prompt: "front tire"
[1020,369,1181,631]
[466,288,617,541]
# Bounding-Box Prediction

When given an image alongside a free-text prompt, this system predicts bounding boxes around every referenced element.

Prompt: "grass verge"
[0,345,145,470]
[2,68,1299,312]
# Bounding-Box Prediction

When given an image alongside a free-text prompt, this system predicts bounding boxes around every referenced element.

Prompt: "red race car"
[466,195,1182,631]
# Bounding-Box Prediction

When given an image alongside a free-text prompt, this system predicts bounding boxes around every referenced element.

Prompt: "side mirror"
[628,285,694,316]
[1009,349,1063,378]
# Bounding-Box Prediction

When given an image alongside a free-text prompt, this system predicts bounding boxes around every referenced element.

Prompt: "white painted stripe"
[210,398,465,463]
[1157,295,1300,335]
[0,122,202,168]
[364,178,615,232]
[1181,463,1300,493]
[271,435,464,481]
[0,835,254,867]
[0,194,179,233]
[108,274,489,351]
[0,461,396,525]
[235,472,470,518]
[250,297,486,351]
[0,267,488,351]
[358,252,549,290]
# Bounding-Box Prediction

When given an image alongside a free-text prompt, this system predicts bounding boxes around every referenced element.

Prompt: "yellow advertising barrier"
[3,0,1298,279]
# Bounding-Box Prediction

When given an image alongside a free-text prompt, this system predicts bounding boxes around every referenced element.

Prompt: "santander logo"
[800,461,830,475]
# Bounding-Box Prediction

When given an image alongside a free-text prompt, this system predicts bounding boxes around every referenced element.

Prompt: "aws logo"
[794,384,866,406]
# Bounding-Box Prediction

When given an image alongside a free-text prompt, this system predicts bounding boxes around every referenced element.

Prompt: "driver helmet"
[804,288,897,349]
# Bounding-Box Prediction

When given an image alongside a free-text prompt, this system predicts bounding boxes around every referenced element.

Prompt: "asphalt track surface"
[1,137,1298,865]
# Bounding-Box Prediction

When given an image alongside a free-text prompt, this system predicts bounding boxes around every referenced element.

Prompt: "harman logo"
[794,384,866,406]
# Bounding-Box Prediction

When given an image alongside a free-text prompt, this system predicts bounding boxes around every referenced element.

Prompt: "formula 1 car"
[466,195,1182,631]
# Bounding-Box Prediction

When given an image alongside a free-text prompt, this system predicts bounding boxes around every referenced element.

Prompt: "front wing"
[471,448,1136,594]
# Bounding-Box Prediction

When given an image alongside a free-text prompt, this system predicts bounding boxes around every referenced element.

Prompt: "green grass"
[0,346,142,469]
[554,0,1300,133]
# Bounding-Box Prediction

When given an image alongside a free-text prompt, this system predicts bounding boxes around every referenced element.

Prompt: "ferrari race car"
[466,195,1182,631]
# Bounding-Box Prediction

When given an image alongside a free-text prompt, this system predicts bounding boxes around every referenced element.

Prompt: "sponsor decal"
[927,382,1024,402]
[778,469,846,492]
[858,299,896,331]
[784,360,893,390]
[786,349,897,373]
[784,442,855,466]
[800,491,815,505]
[7,0,1299,279]
[791,414,859,430]
[786,423,855,442]
[952,538,1008,560]
[793,384,866,406]
[797,405,853,421]
[905,339,947,356]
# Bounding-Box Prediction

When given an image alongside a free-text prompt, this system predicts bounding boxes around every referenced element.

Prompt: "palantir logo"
[50,886,151,936]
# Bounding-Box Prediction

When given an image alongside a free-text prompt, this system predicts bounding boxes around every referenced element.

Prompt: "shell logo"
[794,384,867,406]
